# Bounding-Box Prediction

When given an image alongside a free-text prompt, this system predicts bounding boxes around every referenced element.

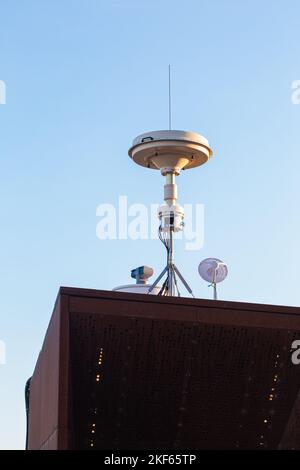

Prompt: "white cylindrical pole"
[165,171,176,296]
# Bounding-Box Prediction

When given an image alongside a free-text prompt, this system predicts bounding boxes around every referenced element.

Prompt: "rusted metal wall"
[28,293,69,450]
[28,288,300,449]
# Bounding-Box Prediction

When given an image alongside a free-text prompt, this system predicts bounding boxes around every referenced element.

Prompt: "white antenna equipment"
[128,130,213,297]
[198,258,228,300]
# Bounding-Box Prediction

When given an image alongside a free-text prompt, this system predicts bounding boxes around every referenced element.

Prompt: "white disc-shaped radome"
[128,130,213,173]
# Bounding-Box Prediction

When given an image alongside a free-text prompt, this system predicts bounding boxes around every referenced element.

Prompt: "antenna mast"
[128,130,213,297]
[168,65,172,130]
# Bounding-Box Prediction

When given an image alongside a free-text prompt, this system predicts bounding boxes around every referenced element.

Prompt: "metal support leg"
[173,264,195,297]
[148,266,168,294]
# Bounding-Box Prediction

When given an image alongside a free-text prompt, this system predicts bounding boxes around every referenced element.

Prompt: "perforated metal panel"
[68,302,300,449]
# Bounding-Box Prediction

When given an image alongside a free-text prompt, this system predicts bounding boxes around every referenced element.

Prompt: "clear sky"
[0,0,299,449]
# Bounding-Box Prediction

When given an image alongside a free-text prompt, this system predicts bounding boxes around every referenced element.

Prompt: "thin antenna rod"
[168,64,172,130]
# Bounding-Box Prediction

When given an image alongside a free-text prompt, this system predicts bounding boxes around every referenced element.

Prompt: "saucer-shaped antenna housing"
[128,130,213,175]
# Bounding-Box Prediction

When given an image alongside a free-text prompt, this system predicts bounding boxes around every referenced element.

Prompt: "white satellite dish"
[198,258,228,300]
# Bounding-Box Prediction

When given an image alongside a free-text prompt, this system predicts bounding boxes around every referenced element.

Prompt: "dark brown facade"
[28,287,300,450]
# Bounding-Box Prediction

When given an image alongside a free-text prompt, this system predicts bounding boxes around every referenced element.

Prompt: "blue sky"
[0,0,299,449]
